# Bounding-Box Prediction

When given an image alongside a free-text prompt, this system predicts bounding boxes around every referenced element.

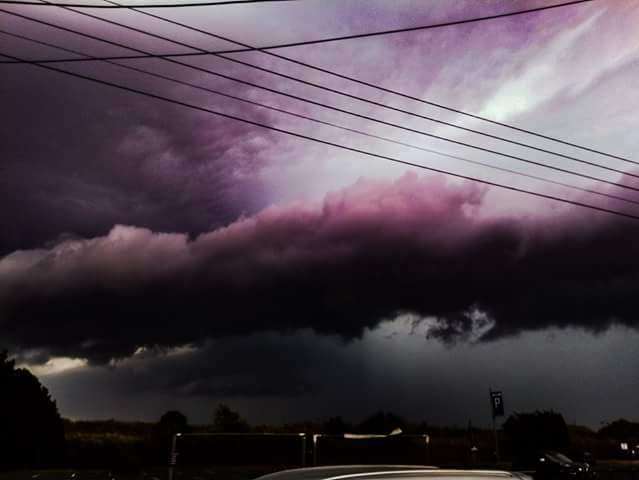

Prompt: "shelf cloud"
[3,172,639,364]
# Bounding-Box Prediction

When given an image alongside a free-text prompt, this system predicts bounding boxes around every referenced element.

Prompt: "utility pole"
[491,408,500,463]
[489,388,504,465]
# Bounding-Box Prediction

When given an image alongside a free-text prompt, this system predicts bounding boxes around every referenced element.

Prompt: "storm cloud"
[3,0,639,424]
[2,172,639,364]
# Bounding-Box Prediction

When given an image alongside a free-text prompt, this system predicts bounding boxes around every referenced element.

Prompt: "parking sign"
[490,390,504,417]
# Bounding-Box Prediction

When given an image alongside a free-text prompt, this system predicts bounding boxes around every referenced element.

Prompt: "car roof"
[256,466,521,480]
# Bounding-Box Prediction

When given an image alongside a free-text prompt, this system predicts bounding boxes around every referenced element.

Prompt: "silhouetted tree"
[504,410,570,463]
[598,419,639,440]
[0,350,65,469]
[150,410,190,464]
[159,410,188,436]
[358,411,406,434]
[211,404,250,432]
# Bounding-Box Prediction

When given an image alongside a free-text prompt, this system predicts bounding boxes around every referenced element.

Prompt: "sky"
[1,0,639,428]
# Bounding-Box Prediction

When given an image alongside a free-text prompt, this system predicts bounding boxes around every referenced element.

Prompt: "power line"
[110,0,639,172]
[4,27,638,209]
[0,0,298,7]
[130,0,636,168]
[0,50,259,64]
[0,0,598,64]
[4,49,639,223]
[1,1,620,168]
[39,0,639,183]
[35,2,618,183]
[86,0,639,176]
[4,7,639,197]
[132,0,596,49]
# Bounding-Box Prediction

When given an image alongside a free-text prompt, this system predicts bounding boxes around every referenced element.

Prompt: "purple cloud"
[2,172,639,364]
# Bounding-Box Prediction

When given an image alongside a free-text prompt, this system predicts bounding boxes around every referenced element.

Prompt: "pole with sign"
[489,389,504,464]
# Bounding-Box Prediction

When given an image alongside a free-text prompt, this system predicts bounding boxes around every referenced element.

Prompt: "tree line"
[1,350,638,472]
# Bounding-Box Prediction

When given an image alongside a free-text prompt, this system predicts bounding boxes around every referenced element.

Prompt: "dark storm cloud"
[0,55,277,256]
[31,324,639,425]
[2,172,639,364]
[66,334,331,398]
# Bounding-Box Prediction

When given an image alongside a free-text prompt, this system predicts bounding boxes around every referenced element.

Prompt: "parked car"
[256,466,534,480]
[534,451,596,480]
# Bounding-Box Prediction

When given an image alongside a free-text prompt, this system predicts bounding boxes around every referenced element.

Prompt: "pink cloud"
[1,173,638,363]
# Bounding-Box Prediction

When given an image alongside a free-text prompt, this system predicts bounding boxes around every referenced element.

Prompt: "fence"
[168,432,432,474]
[171,433,307,466]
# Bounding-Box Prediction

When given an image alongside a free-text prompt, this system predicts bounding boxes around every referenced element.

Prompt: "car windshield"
[547,452,573,464]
